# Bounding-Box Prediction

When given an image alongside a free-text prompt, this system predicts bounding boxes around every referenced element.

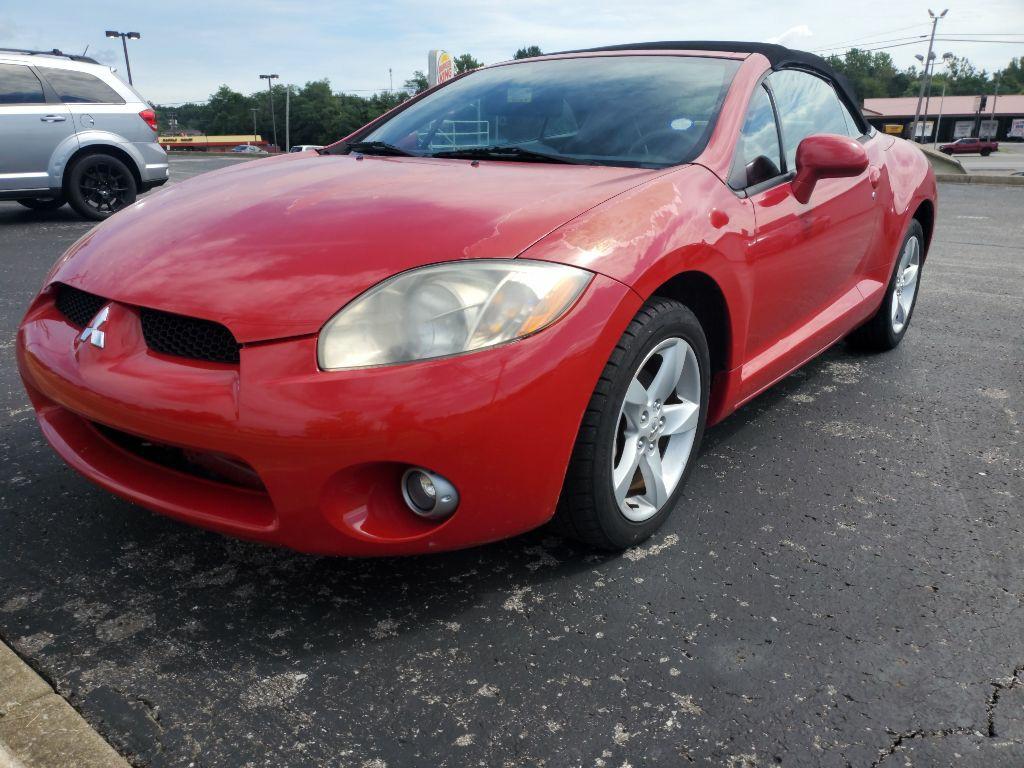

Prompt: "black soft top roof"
[552,41,863,121]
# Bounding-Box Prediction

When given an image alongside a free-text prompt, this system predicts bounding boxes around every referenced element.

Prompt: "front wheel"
[981,149,992,156]
[848,219,924,352]
[554,298,710,550]
[65,154,137,221]
[17,196,66,211]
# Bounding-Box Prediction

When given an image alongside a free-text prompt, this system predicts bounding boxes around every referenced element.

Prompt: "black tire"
[848,219,925,352]
[65,153,137,221]
[553,297,711,550]
[981,149,992,157]
[16,196,66,211]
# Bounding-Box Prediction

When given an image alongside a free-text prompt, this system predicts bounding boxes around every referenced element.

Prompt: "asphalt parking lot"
[1,157,1022,768]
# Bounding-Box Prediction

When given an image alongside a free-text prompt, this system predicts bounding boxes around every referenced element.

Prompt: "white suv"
[0,48,169,220]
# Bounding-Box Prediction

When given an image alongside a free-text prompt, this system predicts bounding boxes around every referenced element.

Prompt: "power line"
[812,23,931,51]
[814,35,927,53]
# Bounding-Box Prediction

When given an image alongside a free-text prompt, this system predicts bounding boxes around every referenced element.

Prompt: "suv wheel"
[65,154,137,221]
[17,196,66,212]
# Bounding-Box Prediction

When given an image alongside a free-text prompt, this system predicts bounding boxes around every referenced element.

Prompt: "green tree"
[943,56,990,95]
[514,45,543,60]
[404,70,428,94]
[825,49,912,99]
[454,53,483,74]
[201,85,254,135]
[994,56,1023,93]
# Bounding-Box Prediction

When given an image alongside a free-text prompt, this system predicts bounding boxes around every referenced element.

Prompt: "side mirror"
[791,134,869,204]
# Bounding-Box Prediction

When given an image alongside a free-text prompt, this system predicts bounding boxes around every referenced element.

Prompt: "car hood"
[51,153,659,342]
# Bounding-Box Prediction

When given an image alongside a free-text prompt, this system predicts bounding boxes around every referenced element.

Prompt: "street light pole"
[105,30,141,85]
[250,108,257,146]
[259,73,279,151]
[933,53,954,147]
[910,9,947,143]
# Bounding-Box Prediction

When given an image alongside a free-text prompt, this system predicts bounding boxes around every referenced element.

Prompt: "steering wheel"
[627,128,693,158]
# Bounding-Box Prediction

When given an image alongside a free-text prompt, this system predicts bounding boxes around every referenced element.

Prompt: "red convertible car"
[17,42,936,555]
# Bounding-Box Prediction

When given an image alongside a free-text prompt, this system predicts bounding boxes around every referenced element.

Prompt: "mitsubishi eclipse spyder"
[17,41,937,555]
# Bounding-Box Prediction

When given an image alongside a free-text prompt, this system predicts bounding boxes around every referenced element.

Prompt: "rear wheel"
[981,149,992,156]
[16,196,66,211]
[554,298,710,550]
[65,154,137,221]
[848,219,924,352]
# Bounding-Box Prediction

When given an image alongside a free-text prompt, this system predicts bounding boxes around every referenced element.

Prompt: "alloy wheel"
[79,162,132,215]
[891,234,921,334]
[612,337,702,522]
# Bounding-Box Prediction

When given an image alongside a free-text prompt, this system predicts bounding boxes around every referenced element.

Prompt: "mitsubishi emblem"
[79,306,110,349]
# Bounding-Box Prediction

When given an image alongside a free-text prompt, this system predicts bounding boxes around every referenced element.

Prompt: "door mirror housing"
[791,134,869,203]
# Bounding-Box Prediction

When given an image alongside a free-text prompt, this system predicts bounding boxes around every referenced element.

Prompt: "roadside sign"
[953,121,974,139]
[979,120,998,139]
[1010,119,1024,139]
[428,50,455,88]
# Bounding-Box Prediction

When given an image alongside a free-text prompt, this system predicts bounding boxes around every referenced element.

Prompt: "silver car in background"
[0,48,168,220]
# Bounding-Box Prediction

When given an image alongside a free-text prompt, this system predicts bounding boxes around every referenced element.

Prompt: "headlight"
[317,259,592,370]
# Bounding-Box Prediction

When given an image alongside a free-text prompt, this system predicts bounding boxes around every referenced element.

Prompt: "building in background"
[863,95,1024,143]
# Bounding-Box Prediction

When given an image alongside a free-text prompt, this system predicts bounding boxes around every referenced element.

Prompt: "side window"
[839,100,865,138]
[730,84,782,189]
[767,70,850,169]
[0,64,46,105]
[39,69,125,105]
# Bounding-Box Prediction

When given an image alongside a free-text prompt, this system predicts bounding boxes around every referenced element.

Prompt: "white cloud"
[767,25,814,45]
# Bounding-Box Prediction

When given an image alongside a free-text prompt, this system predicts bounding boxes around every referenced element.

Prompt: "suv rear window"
[0,63,46,105]
[39,68,125,104]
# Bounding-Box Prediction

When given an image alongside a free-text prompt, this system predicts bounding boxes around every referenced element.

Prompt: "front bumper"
[17,278,640,555]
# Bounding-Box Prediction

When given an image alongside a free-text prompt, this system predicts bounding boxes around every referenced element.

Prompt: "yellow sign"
[159,135,262,144]
[883,124,903,135]
[428,50,455,88]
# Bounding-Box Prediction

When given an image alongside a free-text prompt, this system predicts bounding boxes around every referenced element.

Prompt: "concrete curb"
[0,642,130,768]
[936,174,1024,186]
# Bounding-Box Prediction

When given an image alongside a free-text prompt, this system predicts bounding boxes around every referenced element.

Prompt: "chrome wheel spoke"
[621,378,649,429]
[638,448,668,508]
[661,400,699,436]
[647,343,684,404]
[901,263,919,287]
[613,435,642,503]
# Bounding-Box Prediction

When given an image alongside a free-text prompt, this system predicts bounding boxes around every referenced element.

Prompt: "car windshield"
[358,55,741,169]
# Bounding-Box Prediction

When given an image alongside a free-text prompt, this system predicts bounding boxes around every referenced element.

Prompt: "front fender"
[886,138,937,237]
[523,163,754,380]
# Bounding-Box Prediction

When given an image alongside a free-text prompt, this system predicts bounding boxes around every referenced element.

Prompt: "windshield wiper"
[431,145,587,165]
[345,140,415,157]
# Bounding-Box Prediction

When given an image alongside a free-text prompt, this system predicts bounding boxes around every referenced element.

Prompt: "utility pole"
[285,85,290,152]
[988,75,1000,139]
[259,73,279,151]
[105,30,141,85]
[933,52,954,147]
[250,108,257,146]
[910,9,947,143]
[389,67,393,92]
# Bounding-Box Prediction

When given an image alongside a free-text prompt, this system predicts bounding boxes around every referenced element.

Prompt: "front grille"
[55,284,106,327]
[140,308,240,365]
[54,283,241,365]
[92,422,265,491]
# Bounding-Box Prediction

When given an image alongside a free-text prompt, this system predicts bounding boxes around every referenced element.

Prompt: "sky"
[2,1,1022,105]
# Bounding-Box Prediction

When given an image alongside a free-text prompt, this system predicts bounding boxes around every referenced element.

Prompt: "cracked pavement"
[0,162,1022,767]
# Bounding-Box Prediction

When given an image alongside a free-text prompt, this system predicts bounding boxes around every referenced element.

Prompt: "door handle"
[40,115,67,123]
[868,165,882,188]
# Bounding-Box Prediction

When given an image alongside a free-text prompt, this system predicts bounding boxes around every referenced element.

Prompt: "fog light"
[401,468,458,520]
